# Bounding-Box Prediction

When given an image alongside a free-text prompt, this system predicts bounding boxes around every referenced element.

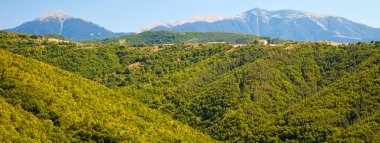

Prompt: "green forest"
[0,31,379,142]
[101,31,288,45]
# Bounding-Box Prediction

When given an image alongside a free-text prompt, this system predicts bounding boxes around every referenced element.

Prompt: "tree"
[138,42,147,47]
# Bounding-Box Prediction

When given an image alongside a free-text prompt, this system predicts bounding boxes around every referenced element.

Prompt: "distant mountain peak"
[277,9,330,19]
[38,12,74,21]
[246,8,270,15]
[138,21,173,33]
[140,14,228,32]
[182,14,228,24]
[144,8,380,42]
[143,21,172,29]
[7,12,122,41]
[241,8,330,20]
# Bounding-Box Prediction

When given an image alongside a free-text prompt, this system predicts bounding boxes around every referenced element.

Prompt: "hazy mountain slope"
[6,12,124,42]
[0,49,216,142]
[146,8,380,42]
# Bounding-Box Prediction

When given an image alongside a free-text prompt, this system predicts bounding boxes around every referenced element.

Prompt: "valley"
[0,31,379,142]
[1,2,380,142]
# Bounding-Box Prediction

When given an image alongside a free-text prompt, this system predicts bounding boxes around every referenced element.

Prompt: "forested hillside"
[1,31,379,142]
[101,31,287,45]
[0,48,215,141]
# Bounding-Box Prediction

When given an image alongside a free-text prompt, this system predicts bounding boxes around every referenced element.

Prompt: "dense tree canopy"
[101,31,288,45]
[0,43,215,142]
[0,31,379,142]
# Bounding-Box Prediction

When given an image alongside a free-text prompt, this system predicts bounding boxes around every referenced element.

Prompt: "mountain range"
[5,8,380,42]
[5,12,125,42]
[144,8,380,42]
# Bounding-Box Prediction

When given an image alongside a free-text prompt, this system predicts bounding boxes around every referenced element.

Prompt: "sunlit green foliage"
[44,34,68,40]
[1,31,379,142]
[0,49,216,142]
[102,31,288,45]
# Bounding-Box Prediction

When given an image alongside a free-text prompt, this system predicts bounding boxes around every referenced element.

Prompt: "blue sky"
[1,0,379,32]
